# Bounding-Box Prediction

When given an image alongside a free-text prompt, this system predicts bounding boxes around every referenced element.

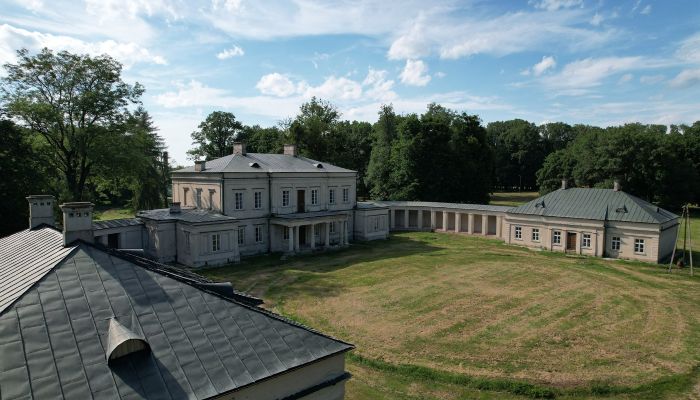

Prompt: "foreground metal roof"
[374,201,513,213]
[174,153,355,174]
[137,208,236,223]
[93,218,142,230]
[508,188,678,224]
[0,237,353,399]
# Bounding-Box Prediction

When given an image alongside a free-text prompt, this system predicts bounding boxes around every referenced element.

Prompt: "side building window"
[184,232,191,254]
[611,236,621,251]
[195,188,202,208]
[553,231,561,245]
[373,216,380,231]
[634,238,645,254]
[532,228,540,242]
[255,225,264,243]
[283,227,290,240]
[282,190,290,207]
[514,226,522,240]
[254,191,262,209]
[311,189,319,205]
[212,233,221,252]
[237,226,245,245]
[235,192,244,210]
[342,188,349,203]
[329,189,335,204]
[183,188,189,206]
[582,233,591,248]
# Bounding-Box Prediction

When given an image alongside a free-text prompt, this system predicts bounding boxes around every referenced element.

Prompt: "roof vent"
[313,163,324,169]
[170,202,181,214]
[194,160,206,172]
[535,200,545,208]
[106,317,150,364]
[561,179,568,190]
[616,205,628,213]
[248,162,261,168]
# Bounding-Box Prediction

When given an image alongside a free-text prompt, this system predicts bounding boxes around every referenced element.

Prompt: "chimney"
[194,160,206,172]
[561,179,568,190]
[169,202,181,214]
[60,202,94,246]
[233,142,246,156]
[26,195,56,229]
[613,180,621,192]
[283,144,297,157]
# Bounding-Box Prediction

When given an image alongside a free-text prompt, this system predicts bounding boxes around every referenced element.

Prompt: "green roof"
[508,188,678,224]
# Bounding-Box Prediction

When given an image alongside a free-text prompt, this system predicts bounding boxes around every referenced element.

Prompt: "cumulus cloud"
[216,45,244,59]
[669,69,700,88]
[676,32,700,64]
[590,13,603,26]
[304,76,363,100]
[399,59,431,86]
[533,56,557,76]
[529,0,583,11]
[256,73,300,97]
[0,23,166,67]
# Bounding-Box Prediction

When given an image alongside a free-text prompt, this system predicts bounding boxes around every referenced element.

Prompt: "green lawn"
[93,207,135,221]
[202,233,700,399]
[490,192,540,207]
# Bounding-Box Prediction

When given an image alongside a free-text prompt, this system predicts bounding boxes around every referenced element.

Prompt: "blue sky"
[1,0,699,164]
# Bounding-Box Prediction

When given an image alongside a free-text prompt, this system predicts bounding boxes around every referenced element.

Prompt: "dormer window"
[249,162,261,168]
[535,201,545,208]
[313,163,324,169]
[616,205,628,213]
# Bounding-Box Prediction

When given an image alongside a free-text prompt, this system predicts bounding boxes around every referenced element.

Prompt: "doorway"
[566,232,577,250]
[297,190,305,213]
[299,225,307,246]
[107,233,119,249]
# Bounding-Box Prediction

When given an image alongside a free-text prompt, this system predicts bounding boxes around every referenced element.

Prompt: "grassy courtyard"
[202,232,700,399]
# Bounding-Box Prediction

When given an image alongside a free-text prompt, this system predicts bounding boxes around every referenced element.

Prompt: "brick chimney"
[27,195,55,229]
[60,202,94,246]
[283,144,297,157]
[194,160,206,172]
[561,179,568,190]
[169,202,181,214]
[613,180,621,191]
[233,142,246,155]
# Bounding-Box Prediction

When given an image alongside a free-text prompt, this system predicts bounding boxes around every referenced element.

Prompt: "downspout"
[267,172,272,253]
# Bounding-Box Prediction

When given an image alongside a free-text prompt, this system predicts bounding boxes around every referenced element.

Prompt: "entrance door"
[297,190,305,213]
[299,226,307,246]
[107,233,119,249]
[566,232,577,250]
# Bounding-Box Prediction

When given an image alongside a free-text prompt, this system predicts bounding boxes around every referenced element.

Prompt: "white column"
[468,213,474,234]
[417,211,423,230]
[325,222,330,247]
[294,226,300,252]
[575,231,582,254]
[310,224,316,249]
[430,211,436,230]
[482,215,488,236]
[442,212,448,232]
[496,216,502,238]
[562,229,568,252]
[288,226,294,253]
[404,209,409,229]
[390,209,396,229]
[455,213,461,233]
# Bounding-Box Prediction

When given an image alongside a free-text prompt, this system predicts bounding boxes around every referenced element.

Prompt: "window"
[212,233,221,252]
[208,190,215,210]
[254,191,262,209]
[184,232,191,254]
[235,192,243,210]
[582,233,591,248]
[283,227,290,240]
[255,225,264,243]
[611,236,621,251]
[311,189,319,205]
[282,190,290,207]
[342,188,349,203]
[330,222,336,234]
[329,189,336,204]
[183,188,189,206]
[195,188,202,208]
[532,228,540,242]
[514,226,522,240]
[373,216,380,231]
[553,231,561,245]
[634,238,645,254]
[237,226,245,245]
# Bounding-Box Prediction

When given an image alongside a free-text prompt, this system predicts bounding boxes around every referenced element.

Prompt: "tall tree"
[289,97,340,160]
[188,111,243,160]
[365,105,399,199]
[1,48,143,200]
[487,119,546,191]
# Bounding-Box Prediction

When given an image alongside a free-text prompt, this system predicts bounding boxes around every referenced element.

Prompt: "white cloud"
[676,32,700,64]
[639,74,664,84]
[362,68,397,101]
[618,73,633,84]
[669,69,700,88]
[590,13,603,26]
[529,0,583,11]
[640,4,652,14]
[216,45,245,59]
[399,59,431,86]
[533,56,557,76]
[0,23,167,67]
[256,73,300,97]
[304,76,363,100]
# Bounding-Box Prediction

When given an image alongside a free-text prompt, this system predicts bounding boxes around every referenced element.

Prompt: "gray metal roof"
[374,201,512,213]
[356,201,389,210]
[93,218,142,230]
[0,241,353,399]
[508,188,678,224]
[271,210,350,220]
[137,208,236,224]
[0,227,76,314]
[174,153,355,174]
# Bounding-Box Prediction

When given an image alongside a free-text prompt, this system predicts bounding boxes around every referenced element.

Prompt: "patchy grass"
[490,192,540,207]
[673,207,699,269]
[93,207,135,221]
[202,232,700,399]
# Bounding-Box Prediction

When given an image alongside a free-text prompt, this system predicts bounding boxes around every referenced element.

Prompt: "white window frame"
[212,233,221,252]
[634,238,645,254]
[282,190,290,207]
[283,227,290,240]
[330,222,336,234]
[237,226,245,245]
[611,236,621,251]
[342,187,349,203]
[514,226,522,240]
[311,189,319,205]
[254,191,262,209]
[582,233,591,248]
[255,225,264,243]
[208,189,215,210]
[329,189,336,204]
[532,228,540,242]
[234,192,244,210]
[553,231,561,245]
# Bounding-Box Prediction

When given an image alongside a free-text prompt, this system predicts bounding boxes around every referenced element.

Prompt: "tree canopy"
[187,111,244,160]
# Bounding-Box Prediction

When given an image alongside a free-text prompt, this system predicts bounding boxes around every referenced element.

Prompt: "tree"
[188,111,243,160]
[366,105,399,199]
[1,48,144,200]
[487,119,546,191]
[289,97,340,160]
[239,124,285,153]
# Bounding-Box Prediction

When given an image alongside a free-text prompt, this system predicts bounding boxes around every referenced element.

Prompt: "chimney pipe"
[194,160,206,172]
[170,202,181,214]
[233,142,246,156]
[60,202,94,246]
[561,179,568,190]
[283,144,297,157]
[613,180,621,192]
[27,195,56,229]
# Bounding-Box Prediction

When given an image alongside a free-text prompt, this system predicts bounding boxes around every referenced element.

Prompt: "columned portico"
[271,211,350,255]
